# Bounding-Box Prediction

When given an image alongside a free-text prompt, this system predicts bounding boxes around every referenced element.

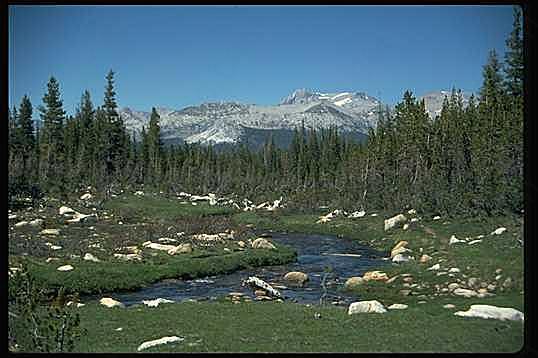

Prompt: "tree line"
[8,7,523,217]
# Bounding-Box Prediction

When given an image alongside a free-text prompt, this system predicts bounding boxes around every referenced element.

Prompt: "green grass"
[74,300,523,353]
[103,194,234,221]
[15,244,296,295]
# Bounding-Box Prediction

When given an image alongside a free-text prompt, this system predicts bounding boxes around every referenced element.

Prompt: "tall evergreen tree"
[504,6,523,97]
[38,77,66,194]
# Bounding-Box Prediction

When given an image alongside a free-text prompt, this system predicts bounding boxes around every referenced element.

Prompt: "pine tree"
[103,70,128,182]
[76,90,95,183]
[146,108,163,184]
[38,77,66,194]
[504,6,523,97]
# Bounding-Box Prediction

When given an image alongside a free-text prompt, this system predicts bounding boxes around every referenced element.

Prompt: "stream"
[102,232,389,306]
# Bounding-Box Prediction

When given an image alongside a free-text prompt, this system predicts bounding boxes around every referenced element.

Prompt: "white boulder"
[14,221,29,228]
[449,235,464,245]
[242,276,282,298]
[142,298,175,307]
[454,305,523,321]
[57,265,74,272]
[167,243,193,255]
[348,300,387,314]
[491,227,507,235]
[384,214,407,231]
[137,336,184,352]
[59,206,77,216]
[142,242,177,252]
[427,263,441,271]
[348,210,366,218]
[83,253,101,262]
[453,288,478,298]
[99,297,125,308]
[251,238,276,250]
[40,228,60,236]
[388,303,408,310]
[392,254,411,263]
[80,193,93,200]
[29,218,44,227]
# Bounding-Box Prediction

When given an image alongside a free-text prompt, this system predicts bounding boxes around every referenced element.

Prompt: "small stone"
[491,227,507,235]
[433,216,441,220]
[449,268,460,273]
[467,277,480,288]
[419,254,432,263]
[40,229,60,236]
[254,289,267,297]
[388,303,408,310]
[142,298,174,307]
[83,253,100,262]
[448,283,460,291]
[15,221,29,228]
[402,277,413,283]
[29,219,44,227]
[392,254,411,263]
[399,289,411,296]
[487,284,496,292]
[59,206,77,216]
[495,268,503,274]
[502,277,513,289]
[80,193,93,200]
[443,304,456,309]
[468,240,482,245]
[453,288,477,298]
[57,265,74,272]
[427,263,441,271]
[251,238,276,250]
[363,271,389,282]
[495,274,503,281]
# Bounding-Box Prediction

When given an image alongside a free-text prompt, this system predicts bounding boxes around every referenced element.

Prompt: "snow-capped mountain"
[119,88,474,148]
[120,89,382,147]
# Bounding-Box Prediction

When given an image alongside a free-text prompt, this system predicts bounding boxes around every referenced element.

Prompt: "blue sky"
[9,5,517,116]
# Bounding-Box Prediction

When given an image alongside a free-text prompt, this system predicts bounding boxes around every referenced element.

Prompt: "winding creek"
[97,232,389,307]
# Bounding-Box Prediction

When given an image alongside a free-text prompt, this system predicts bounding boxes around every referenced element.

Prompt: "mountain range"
[117,89,471,149]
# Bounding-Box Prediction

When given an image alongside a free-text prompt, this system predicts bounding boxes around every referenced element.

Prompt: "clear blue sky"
[9,5,517,116]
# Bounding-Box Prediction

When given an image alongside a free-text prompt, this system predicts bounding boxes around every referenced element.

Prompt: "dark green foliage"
[504,6,523,97]
[8,265,84,352]
[38,77,66,195]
